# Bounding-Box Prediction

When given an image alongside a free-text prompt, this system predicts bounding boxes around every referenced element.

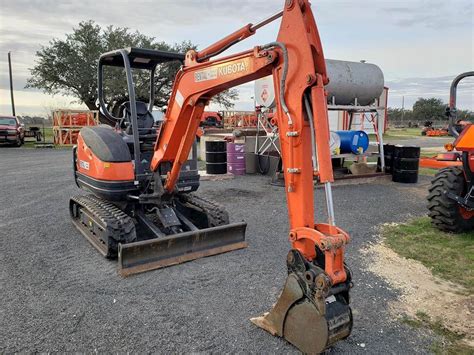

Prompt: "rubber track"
[178,193,230,227]
[70,194,136,258]
[427,167,473,232]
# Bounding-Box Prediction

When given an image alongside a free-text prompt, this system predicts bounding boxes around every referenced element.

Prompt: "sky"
[0,0,473,116]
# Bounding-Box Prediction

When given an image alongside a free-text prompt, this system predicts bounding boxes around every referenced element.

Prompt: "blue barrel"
[227,142,246,175]
[336,130,369,154]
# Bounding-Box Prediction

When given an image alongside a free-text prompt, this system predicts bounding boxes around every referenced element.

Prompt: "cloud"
[0,0,473,115]
[383,0,473,28]
[386,75,474,109]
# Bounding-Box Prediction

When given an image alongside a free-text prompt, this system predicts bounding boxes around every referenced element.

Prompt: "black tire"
[427,167,474,233]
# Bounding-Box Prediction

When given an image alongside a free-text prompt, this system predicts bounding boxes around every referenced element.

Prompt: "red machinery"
[70,2,352,352]
[427,71,474,232]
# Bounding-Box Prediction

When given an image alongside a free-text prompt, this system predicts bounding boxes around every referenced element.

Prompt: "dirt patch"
[363,236,473,345]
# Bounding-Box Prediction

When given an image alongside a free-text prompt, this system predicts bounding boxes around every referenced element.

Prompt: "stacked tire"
[378,144,394,173]
[205,141,227,174]
[392,145,420,184]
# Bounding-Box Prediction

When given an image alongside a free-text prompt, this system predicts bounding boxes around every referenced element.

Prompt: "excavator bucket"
[251,252,353,353]
[118,222,247,276]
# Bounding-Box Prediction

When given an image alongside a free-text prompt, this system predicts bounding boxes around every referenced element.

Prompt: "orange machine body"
[148,0,348,285]
[74,132,136,200]
[76,134,134,181]
[455,124,474,172]
[455,124,474,152]
[420,125,474,170]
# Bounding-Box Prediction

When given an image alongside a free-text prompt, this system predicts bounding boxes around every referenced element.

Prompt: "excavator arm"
[150,49,277,189]
[150,1,352,352]
[152,0,348,285]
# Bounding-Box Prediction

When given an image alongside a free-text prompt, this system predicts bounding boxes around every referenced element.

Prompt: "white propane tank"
[325,59,384,106]
[254,59,384,107]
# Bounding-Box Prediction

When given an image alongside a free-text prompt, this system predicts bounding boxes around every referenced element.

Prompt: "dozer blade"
[251,274,352,354]
[118,222,247,276]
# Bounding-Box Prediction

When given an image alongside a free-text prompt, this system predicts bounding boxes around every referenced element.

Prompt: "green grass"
[382,217,474,293]
[24,126,53,142]
[23,127,63,148]
[382,218,474,353]
[368,128,423,142]
[419,167,438,176]
[401,312,472,354]
[384,127,423,138]
[420,152,436,158]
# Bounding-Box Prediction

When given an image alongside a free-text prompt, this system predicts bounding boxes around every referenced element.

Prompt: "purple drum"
[227,142,246,175]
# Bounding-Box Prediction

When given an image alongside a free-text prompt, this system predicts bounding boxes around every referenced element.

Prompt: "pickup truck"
[0,116,25,146]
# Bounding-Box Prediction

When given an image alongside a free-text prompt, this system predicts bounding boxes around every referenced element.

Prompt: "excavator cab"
[97,47,184,181]
[70,47,247,274]
[96,48,201,193]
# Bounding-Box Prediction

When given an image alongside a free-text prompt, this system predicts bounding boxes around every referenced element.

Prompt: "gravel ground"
[1,147,437,353]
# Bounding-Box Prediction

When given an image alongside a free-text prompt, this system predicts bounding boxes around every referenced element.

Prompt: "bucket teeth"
[250,274,303,336]
[251,272,352,354]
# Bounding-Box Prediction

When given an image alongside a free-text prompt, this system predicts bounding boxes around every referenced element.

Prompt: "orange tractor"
[427,71,474,232]
[70,1,353,352]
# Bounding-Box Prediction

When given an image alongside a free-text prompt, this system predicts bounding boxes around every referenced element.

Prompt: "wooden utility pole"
[8,52,16,116]
[401,95,405,126]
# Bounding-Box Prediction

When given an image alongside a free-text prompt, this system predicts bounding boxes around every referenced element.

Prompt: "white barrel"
[329,131,341,155]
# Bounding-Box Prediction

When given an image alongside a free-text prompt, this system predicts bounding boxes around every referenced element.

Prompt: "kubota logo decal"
[194,60,249,82]
[79,160,90,170]
[218,61,248,76]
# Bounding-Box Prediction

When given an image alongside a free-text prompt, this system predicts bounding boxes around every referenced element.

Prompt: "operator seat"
[121,101,157,165]
[122,101,155,136]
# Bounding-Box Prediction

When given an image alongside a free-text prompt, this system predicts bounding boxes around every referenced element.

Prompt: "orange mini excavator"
[70,1,352,352]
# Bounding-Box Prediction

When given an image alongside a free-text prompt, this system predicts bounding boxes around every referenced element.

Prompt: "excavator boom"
[145,1,352,352]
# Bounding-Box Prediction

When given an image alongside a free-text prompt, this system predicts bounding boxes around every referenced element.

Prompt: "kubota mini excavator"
[70,1,352,352]
[427,71,474,232]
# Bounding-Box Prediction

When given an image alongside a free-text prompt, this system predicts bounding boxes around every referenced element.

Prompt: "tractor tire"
[427,167,474,233]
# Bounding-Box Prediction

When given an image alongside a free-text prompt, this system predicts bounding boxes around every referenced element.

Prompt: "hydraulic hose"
[261,42,292,125]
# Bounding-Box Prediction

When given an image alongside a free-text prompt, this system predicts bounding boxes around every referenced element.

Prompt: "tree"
[456,109,473,122]
[387,107,413,122]
[27,21,238,123]
[412,97,446,121]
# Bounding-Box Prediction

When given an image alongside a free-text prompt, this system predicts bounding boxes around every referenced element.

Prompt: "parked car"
[0,116,25,146]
